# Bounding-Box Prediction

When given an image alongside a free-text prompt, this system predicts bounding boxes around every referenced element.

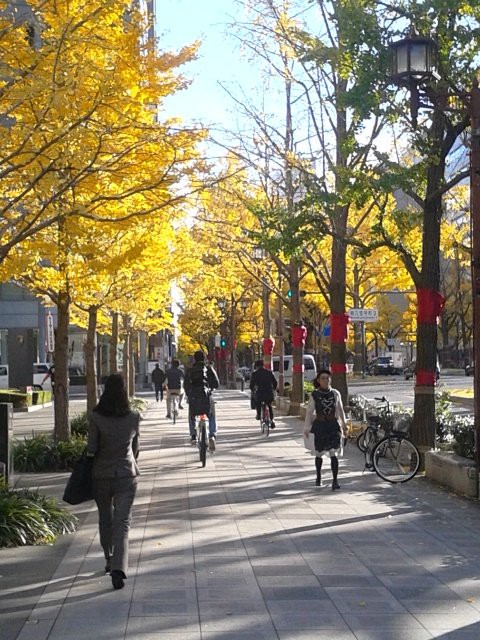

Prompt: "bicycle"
[358,396,419,483]
[371,414,419,483]
[356,396,391,461]
[195,413,209,467]
[260,402,272,436]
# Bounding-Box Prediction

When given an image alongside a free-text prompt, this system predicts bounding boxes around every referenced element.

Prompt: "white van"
[272,355,317,386]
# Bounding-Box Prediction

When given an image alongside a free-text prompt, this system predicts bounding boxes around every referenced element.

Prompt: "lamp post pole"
[470,80,480,493]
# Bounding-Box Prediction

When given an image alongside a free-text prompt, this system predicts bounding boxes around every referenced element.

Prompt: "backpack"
[188,365,211,415]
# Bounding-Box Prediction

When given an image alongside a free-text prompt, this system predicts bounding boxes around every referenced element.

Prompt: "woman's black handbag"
[63,451,94,505]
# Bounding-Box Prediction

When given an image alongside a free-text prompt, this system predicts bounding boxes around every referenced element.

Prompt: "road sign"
[46,312,55,353]
[348,308,378,322]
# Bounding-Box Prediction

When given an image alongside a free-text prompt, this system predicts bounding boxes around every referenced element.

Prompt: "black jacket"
[250,367,277,402]
[165,367,184,389]
[151,367,165,385]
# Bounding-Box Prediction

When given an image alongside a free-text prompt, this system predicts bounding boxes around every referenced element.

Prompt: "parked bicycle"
[260,401,272,436]
[357,396,420,483]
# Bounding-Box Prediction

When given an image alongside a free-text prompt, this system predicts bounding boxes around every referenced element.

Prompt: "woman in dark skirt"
[303,369,347,489]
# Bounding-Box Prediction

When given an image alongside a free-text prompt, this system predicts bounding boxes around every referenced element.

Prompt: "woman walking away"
[303,369,346,490]
[87,374,140,590]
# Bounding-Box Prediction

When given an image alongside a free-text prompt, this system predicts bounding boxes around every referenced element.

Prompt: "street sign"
[348,308,378,322]
[46,312,55,353]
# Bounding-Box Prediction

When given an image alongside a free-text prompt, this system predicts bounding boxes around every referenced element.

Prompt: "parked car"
[372,356,396,376]
[236,366,251,381]
[404,360,440,381]
[465,362,474,376]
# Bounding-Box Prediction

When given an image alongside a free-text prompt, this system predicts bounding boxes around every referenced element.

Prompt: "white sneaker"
[208,437,216,452]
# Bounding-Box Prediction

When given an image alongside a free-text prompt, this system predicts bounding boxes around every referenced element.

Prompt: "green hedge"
[0,481,77,548]
[0,390,32,408]
[13,434,87,472]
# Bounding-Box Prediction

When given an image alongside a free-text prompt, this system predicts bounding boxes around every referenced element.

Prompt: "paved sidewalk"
[2,391,480,639]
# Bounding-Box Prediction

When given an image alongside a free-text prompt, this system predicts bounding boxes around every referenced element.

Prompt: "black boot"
[331,456,340,490]
[315,457,323,486]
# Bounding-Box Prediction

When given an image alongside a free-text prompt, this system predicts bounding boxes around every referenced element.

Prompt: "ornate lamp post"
[390,29,480,490]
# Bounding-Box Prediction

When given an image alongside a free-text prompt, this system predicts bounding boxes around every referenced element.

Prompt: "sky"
[156,0,256,133]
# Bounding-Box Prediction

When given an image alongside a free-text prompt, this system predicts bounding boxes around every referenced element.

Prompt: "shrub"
[0,481,77,548]
[70,411,88,437]
[434,391,475,459]
[130,396,148,411]
[13,434,87,472]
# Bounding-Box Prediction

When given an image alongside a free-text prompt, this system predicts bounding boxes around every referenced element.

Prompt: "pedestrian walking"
[303,369,347,490]
[151,363,166,402]
[87,374,140,590]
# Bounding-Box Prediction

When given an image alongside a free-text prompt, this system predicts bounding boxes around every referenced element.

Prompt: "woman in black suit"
[87,374,140,590]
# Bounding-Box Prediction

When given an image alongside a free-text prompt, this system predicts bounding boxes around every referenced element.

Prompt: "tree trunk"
[109,312,119,374]
[262,278,272,368]
[411,107,445,458]
[123,315,130,393]
[53,291,70,441]
[129,331,135,397]
[329,66,349,406]
[289,259,304,409]
[85,305,98,415]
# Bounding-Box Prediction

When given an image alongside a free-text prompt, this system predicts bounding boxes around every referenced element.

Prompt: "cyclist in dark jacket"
[184,350,219,450]
[250,359,278,428]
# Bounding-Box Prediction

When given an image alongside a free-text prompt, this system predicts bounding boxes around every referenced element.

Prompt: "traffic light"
[220,337,227,348]
[287,289,307,298]
[287,289,292,298]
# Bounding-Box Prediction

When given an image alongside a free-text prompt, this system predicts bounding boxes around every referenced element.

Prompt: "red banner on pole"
[263,337,275,355]
[330,313,349,344]
[292,324,307,347]
[417,288,445,324]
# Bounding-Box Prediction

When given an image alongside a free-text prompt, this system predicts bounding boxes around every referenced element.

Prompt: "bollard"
[0,403,14,484]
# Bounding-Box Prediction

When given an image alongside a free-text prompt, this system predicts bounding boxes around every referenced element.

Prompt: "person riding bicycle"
[165,359,185,419]
[249,359,277,429]
[184,351,219,451]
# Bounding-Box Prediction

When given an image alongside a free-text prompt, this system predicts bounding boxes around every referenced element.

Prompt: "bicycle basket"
[392,413,412,434]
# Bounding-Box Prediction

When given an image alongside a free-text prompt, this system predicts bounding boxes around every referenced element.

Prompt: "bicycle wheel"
[357,429,367,452]
[262,405,270,437]
[199,421,207,467]
[372,436,420,483]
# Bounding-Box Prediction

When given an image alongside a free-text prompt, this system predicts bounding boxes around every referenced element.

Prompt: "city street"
[3,391,480,640]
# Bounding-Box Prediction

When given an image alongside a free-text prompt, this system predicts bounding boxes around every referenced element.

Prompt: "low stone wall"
[425,450,477,498]
[274,396,290,416]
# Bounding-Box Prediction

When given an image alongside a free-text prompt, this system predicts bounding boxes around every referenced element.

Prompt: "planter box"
[425,450,477,498]
[274,396,291,416]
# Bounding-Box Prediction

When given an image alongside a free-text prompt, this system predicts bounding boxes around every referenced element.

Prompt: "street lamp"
[390,28,439,129]
[390,29,480,493]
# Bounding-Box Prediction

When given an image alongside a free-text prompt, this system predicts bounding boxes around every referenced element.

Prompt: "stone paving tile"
[326,586,408,614]
[414,612,480,632]
[269,610,351,631]
[342,612,430,631]
[125,616,199,636]
[353,631,434,640]
[278,633,357,640]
